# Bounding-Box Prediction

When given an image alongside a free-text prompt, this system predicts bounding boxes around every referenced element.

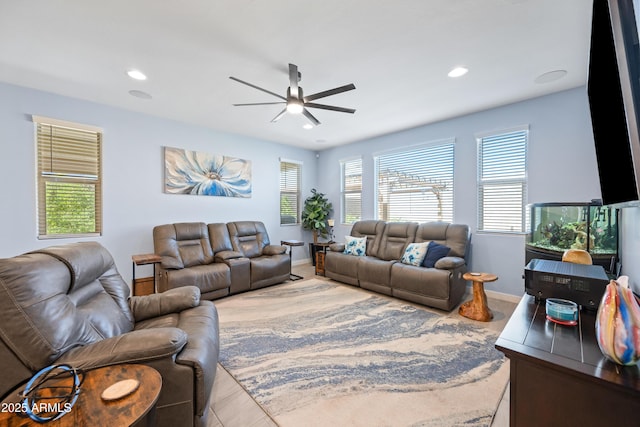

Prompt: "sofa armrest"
[175,301,220,417]
[215,250,244,261]
[263,245,287,255]
[329,243,345,252]
[56,328,188,369]
[129,286,200,322]
[434,256,466,270]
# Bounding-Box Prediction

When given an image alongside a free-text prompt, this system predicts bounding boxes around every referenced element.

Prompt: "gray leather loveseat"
[325,220,470,311]
[153,221,290,299]
[0,242,219,427]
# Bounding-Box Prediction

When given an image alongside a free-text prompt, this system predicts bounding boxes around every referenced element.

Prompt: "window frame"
[33,115,103,239]
[476,126,529,234]
[340,156,363,225]
[374,140,455,223]
[279,158,302,226]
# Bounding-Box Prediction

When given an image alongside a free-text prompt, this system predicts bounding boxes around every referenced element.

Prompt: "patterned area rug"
[216,279,509,426]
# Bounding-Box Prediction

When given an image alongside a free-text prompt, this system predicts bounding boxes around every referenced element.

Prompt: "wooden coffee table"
[0,364,161,426]
[459,272,497,322]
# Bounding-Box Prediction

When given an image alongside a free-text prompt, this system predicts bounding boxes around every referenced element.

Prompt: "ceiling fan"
[229,63,355,126]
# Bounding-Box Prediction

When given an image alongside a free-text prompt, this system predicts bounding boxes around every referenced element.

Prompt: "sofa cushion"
[421,242,451,268]
[165,263,230,293]
[154,223,214,269]
[227,221,271,258]
[391,263,453,300]
[349,220,386,257]
[400,242,430,266]
[415,222,469,258]
[344,236,366,256]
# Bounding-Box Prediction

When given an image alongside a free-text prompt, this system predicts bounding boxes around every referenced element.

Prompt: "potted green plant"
[301,188,333,244]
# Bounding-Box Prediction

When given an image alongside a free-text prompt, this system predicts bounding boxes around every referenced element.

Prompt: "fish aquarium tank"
[526,201,618,273]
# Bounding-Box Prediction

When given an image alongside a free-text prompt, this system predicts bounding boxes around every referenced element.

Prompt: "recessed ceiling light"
[448,67,469,78]
[128,90,152,100]
[534,70,568,84]
[127,69,147,81]
[303,124,313,130]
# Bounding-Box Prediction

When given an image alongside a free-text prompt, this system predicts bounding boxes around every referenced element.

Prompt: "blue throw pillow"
[344,236,367,256]
[421,242,450,268]
[400,242,430,266]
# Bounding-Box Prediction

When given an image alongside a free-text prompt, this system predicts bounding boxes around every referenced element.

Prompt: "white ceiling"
[0,0,593,149]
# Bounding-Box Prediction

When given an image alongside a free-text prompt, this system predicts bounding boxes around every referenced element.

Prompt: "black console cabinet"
[495,295,640,426]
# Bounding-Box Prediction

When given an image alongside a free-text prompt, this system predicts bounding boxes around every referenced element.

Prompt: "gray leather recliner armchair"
[0,242,219,427]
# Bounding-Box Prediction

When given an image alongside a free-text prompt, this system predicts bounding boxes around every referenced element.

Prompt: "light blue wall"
[3,81,637,297]
[0,82,318,284]
[317,87,604,297]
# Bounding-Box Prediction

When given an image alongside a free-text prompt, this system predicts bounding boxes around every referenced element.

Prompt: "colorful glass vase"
[595,276,640,366]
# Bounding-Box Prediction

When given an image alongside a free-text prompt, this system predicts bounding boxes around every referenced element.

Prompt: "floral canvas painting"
[164,147,252,197]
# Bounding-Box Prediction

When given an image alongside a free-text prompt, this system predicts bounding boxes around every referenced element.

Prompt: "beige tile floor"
[208,263,513,427]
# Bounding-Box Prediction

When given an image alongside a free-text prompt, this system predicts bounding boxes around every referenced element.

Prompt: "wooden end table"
[459,272,497,322]
[0,364,161,426]
[313,242,331,276]
[132,253,162,296]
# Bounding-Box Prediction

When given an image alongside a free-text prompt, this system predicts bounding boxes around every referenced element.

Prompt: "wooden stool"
[459,272,497,322]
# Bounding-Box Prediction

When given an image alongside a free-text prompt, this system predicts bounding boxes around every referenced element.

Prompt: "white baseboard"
[484,288,523,303]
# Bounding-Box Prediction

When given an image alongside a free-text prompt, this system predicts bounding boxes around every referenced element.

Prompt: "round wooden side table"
[459,272,497,322]
[0,364,161,427]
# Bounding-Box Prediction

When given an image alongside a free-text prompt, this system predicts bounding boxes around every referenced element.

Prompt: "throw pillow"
[343,236,367,256]
[421,242,451,268]
[400,242,430,266]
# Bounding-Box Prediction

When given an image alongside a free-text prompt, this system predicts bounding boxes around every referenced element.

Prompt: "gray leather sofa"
[154,221,289,299]
[325,220,470,311]
[0,242,219,427]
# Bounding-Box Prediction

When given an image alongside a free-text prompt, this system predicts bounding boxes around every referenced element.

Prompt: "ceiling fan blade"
[302,108,321,126]
[229,76,286,101]
[289,63,299,99]
[271,108,288,123]
[304,102,355,114]
[233,102,286,106]
[304,83,356,102]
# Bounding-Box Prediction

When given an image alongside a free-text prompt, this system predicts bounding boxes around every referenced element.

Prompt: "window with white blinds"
[341,157,362,224]
[477,128,528,233]
[280,160,301,225]
[34,116,102,238]
[375,141,454,222]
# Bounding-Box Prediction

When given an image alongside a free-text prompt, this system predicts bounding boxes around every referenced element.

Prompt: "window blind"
[280,161,301,225]
[341,157,362,224]
[375,142,454,222]
[477,129,528,233]
[35,119,102,238]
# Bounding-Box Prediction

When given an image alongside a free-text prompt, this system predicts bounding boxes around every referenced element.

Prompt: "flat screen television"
[588,0,640,207]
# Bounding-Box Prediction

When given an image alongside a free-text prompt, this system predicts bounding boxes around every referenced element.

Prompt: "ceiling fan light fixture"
[230,63,355,126]
[286,100,304,114]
